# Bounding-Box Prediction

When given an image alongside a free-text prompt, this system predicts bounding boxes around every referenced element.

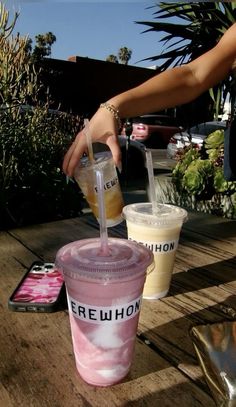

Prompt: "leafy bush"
[172,129,236,218]
[0,4,83,228]
[0,104,83,228]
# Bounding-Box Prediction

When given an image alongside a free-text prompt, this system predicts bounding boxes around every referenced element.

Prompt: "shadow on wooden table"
[120,379,215,407]
[184,216,236,240]
[170,256,236,296]
[138,295,236,392]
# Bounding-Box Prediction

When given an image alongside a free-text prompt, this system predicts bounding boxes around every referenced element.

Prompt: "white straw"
[146,149,158,214]
[95,169,109,255]
[84,119,94,163]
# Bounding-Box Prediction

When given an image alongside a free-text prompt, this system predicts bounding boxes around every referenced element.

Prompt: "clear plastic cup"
[74,151,124,227]
[122,203,188,299]
[55,237,153,387]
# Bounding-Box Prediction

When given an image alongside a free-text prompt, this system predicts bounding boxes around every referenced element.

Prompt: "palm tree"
[30,31,56,61]
[118,47,132,65]
[106,54,119,63]
[136,2,236,119]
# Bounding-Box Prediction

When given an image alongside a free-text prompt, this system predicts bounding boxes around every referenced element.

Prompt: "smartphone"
[8,261,65,312]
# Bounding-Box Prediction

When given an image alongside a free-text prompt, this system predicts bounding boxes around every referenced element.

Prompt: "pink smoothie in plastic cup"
[55,237,153,387]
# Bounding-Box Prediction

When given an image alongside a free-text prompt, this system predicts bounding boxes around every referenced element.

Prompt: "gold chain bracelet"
[100,102,122,129]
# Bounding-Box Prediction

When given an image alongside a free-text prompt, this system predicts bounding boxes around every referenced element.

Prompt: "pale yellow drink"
[123,203,188,299]
[74,152,124,227]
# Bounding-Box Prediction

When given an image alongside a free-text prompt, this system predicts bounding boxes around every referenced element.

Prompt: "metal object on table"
[190,321,236,406]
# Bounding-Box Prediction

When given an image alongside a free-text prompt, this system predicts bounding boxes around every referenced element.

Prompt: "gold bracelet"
[100,102,122,129]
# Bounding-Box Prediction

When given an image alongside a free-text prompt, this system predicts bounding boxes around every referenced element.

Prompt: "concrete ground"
[121,175,148,205]
[120,148,175,205]
[147,149,176,171]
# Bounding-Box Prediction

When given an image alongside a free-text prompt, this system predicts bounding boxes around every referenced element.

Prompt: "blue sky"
[6,1,166,68]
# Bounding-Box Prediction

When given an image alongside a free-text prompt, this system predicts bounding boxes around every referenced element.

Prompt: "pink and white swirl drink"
[55,237,153,387]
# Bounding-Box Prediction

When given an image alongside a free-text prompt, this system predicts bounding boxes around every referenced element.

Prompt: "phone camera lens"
[45,264,54,269]
[33,266,42,271]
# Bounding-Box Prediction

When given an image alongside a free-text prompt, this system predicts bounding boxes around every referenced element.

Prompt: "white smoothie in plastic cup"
[122,203,188,299]
[74,151,124,227]
[55,237,153,387]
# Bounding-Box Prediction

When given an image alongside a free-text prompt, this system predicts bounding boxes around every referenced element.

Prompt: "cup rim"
[122,202,188,227]
[75,151,112,173]
[55,237,154,282]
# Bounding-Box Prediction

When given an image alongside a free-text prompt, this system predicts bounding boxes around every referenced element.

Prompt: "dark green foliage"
[172,130,236,217]
[137,2,236,69]
[137,2,236,117]
[0,4,83,229]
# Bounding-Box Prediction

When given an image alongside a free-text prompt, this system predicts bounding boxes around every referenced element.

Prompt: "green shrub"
[0,4,83,228]
[172,129,236,218]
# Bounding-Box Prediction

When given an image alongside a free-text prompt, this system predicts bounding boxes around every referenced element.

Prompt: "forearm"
[108,65,205,118]
[63,23,236,177]
[108,48,233,119]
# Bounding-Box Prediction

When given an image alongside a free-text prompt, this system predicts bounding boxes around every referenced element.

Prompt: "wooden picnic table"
[1,210,236,406]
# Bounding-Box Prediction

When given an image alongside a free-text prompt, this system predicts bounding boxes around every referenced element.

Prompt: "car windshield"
[190,122,226,136]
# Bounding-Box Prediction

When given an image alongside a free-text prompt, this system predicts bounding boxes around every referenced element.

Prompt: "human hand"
[62,107,122,177]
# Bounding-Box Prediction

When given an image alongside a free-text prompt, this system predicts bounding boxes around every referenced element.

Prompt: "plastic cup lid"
[75,151,112,171]
[55,237,153,282]
[122,202,188,227]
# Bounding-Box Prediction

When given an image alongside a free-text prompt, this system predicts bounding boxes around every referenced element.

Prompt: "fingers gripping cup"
[74,152,124,227]
[55,237,153,387]
[123,203,188,300]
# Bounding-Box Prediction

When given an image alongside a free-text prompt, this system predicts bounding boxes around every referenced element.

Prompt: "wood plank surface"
[137,212,236,391]
[0,230,215,406]
[1,210,235,406]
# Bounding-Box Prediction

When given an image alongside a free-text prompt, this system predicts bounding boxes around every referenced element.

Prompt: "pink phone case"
[8,262,65,312]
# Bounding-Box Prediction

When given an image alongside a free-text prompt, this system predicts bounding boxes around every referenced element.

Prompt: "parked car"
[121,114,182,148]
[167,120,228,159]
